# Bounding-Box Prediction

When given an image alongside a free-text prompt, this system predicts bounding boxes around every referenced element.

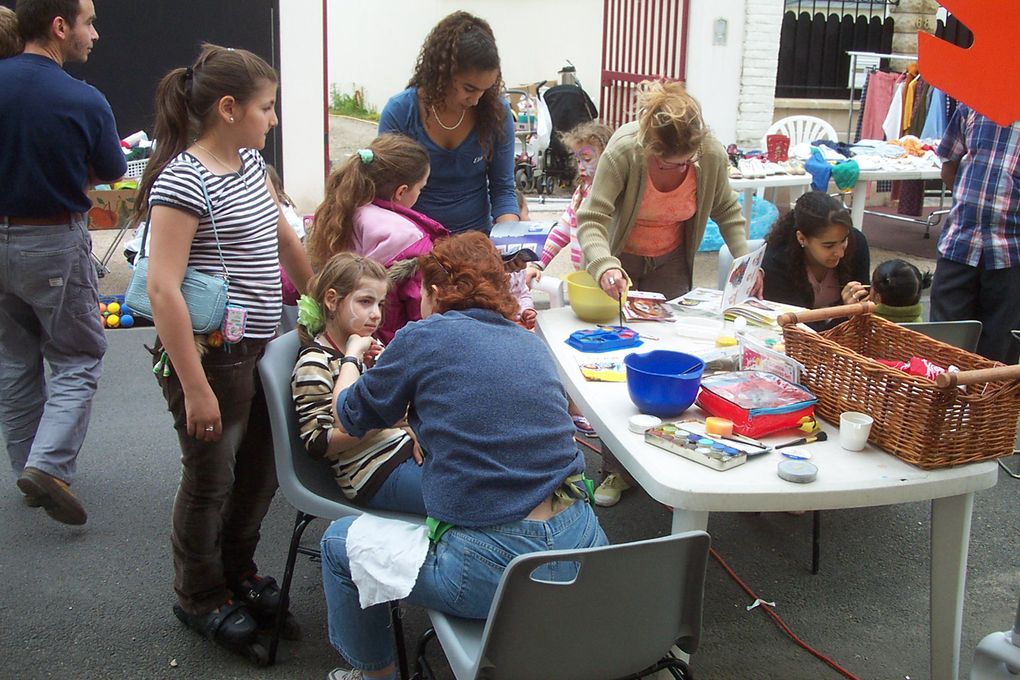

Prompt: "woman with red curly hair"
[378,11,518,235]
[319,232,607,680]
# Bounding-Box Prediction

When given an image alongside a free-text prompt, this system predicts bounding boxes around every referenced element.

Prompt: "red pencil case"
[696,371,817,438]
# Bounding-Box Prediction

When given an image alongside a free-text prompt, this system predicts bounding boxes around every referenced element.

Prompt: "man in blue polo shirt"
[934,104,1020,365]
[0,0,125,525]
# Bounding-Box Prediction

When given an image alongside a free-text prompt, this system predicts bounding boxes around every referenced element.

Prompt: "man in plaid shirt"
[934,104,1020,364]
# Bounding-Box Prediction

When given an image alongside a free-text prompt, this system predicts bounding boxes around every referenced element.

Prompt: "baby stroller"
[510,77,597,196]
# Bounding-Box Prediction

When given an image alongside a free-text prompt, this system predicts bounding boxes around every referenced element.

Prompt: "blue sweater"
[337,308,582,526]
[0,54,126,217]
[378,88,518,235]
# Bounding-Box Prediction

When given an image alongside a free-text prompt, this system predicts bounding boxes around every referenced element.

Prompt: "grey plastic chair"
[258,330,417,671]
[900,320,982,353]
[718,239,766,290]
[413,530,711,680]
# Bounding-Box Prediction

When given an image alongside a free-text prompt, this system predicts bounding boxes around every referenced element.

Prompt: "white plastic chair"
[412,530,711,680]
[760,115,839,150]
[717,239,766,290]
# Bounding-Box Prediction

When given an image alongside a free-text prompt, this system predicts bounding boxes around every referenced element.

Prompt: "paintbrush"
[619,290,625,329]
[775,432,828,449]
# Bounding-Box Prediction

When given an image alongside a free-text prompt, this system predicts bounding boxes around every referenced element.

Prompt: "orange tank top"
[624,168,697,257]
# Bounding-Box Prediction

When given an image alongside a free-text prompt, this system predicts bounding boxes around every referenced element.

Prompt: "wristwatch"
[340,355,364,374]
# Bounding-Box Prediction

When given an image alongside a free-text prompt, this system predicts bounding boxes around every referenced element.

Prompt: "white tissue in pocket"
[346,514,430,609]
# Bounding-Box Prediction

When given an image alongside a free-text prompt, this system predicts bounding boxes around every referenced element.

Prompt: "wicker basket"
[778,303,1020,469]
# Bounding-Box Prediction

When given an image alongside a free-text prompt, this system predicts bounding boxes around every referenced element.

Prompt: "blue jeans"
[360,456,426,516]
[321,497,608,671]
[0,217,105,481]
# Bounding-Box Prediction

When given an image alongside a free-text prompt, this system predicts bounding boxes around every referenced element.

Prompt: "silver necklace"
[430,105,466,131]
[194,143,238,172]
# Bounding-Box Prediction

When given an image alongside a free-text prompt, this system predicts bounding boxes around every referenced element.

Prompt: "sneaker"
[593,473,631,507]
[572,415,598,438]
[17,467,86,525]
[327,669,363,680]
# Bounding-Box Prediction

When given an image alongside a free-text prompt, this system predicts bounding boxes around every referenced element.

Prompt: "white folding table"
[537,307,999,680]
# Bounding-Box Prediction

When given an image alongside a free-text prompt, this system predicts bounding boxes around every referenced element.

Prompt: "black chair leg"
[811,510,821,575]
[391,602,409,680]
[269,510,317,665]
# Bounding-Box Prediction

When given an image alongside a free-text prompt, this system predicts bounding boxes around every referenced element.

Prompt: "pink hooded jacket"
[352,200,448,343]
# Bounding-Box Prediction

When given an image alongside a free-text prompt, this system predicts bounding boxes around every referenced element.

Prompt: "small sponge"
[704,417,734,437]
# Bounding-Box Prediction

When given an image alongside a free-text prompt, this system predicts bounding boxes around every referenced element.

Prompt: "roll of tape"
[629,414,662,434]
[777,459,818,484]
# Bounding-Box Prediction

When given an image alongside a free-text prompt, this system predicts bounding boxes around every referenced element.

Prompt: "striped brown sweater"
[291,341,411,501]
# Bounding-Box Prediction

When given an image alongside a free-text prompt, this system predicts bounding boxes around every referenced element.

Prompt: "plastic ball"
[106,314,120,328]
[207,330,224,348]
[99,302,107,314]
[120,304,132,316]
[119,314,134,328]
[102,310,110,317]
[106,301,121,314]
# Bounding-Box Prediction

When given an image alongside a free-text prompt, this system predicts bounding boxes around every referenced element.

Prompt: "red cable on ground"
[710,547,862,680]
[575,435,861,678]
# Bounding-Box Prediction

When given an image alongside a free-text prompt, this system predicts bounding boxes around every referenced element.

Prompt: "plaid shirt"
[937,104,1020,269]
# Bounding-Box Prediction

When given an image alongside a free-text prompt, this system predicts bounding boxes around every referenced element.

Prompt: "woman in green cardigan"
[577,80,749,301]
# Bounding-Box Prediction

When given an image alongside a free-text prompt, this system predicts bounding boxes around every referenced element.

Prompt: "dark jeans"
[930,257,1020,365]
[154,337,278,615]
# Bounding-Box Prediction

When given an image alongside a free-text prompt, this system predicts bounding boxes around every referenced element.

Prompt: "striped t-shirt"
[148,148,282,338]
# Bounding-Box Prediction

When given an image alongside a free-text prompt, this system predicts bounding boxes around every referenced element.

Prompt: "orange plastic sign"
[918,0,1020,126]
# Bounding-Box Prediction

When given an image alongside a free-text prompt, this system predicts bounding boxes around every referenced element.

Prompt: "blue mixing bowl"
[624,350,705,418]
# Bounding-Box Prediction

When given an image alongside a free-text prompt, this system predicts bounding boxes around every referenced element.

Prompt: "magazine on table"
[622,290,676,322]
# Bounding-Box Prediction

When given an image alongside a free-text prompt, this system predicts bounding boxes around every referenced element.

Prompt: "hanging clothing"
[860,71,900,141]
[882,81,906,141]
[921,88,949,140]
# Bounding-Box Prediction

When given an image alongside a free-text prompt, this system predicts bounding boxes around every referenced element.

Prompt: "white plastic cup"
[839,412,874,451]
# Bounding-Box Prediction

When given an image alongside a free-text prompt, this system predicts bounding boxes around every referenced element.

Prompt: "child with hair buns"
[870,259,932,323]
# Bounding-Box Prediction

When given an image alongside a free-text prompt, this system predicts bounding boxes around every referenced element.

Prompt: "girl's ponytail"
[307,134,429,268]
[132,68,191,224]
[307,155,379,268]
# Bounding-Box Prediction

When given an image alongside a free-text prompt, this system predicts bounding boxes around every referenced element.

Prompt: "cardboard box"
[87,188,136,229]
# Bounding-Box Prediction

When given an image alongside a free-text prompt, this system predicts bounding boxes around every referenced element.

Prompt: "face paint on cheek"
[575,145,599,178]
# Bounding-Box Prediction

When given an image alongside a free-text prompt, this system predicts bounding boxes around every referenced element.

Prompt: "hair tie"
[184,66,194,81]
[297,295,325,334]
[357,149,374,165]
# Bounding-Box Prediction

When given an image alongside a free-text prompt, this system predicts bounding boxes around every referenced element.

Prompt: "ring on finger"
[204,425,215,432]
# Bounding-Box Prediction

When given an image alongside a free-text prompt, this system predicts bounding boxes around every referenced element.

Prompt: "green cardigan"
[576,121,749,286]
[873,302,923,324]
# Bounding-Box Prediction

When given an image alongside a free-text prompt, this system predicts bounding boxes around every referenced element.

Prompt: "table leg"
[743,189,754,237]
[671,508,709,534]
[930,492,975,680]
[850,179,867,232]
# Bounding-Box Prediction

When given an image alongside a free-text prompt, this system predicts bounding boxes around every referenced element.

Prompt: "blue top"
[378,87,518,235]
[337,308,582,526]
[0,54,126,217]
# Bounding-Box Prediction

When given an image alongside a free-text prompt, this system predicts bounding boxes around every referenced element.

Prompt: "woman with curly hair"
[577,80,749,302]
[378,11,518,235]
[319,231,607,680]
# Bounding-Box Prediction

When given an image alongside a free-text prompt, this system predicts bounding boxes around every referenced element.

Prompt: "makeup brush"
[775,432,828,449]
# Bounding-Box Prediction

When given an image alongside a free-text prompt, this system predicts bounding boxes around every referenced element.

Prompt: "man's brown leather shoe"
[17,467,87,525]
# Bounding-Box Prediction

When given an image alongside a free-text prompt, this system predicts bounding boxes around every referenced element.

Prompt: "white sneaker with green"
[593,473,630,507]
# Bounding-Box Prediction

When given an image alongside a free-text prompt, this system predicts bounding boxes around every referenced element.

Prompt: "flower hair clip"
[356,149,374,164]
[297,295,325,334]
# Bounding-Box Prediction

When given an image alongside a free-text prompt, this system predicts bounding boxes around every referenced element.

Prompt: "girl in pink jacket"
[308,134,448,342]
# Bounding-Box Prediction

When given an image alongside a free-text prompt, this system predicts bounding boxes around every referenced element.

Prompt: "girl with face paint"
[292,253,426,517]
[530,121,613,276]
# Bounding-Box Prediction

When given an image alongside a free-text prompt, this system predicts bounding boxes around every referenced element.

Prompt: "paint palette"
[566,327,643,353]
[644,422,748,471]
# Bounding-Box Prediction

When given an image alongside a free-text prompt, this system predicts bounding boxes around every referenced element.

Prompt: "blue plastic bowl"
[624,350,705,418]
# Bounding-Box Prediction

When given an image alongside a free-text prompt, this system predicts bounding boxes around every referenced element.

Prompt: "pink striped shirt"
[541,182,589,269]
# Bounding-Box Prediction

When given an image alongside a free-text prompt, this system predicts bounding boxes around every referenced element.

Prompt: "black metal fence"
[776,10,895,99]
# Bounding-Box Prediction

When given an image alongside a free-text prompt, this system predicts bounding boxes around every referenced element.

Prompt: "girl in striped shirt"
[134,44,313,653]
[291,254,425,515]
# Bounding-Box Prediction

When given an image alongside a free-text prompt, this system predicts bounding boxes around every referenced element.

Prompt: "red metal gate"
[600,0,690,129]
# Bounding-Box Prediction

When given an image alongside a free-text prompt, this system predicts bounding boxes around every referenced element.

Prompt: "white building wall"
[278,3,326,212]
[736,0,782,147]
